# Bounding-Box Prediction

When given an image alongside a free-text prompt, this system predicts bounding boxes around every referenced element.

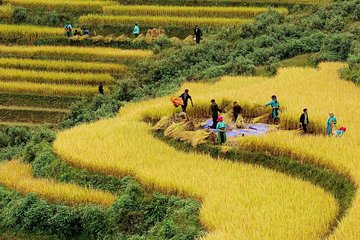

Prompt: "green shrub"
[12,7,27,23]
[60,94,122,129]
[81,205,110,238]
[230,57,256,76]
[319,33,353,61]
[0,132,10,148]
[6,126,30,147]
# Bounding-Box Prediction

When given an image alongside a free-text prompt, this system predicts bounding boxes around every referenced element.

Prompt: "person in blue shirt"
[326,112,337,136]
[264,95,280,124]
[216,116,227,144]
[133,23,140,38]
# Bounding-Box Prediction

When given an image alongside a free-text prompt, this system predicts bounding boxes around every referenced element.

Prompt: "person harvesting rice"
[263,95,280,124]
[216,116,227,144]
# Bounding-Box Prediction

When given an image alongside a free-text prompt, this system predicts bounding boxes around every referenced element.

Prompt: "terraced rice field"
[0,45,151,125]
[53,63,360,240]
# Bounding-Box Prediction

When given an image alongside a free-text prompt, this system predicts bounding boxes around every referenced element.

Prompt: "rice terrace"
[0,0,360,239]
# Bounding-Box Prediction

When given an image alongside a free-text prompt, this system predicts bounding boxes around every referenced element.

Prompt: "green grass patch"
[0,108,67,124]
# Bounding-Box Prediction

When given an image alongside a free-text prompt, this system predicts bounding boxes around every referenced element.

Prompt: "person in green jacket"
[64,21,73,37]
[216,116,227,144]
[264,95,280,124]
[326,112,337,136]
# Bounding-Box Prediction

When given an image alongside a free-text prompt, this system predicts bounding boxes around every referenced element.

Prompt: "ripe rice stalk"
[79,14,253,28]
[0,57,127,75]
[0,68,115,85]
[0,44,152,62]
[0,80,104,96]
[3,0,116,14]
[0,4,13,20]
[0,24,62,43]
[0,160,116,206]
[103,5,288,19]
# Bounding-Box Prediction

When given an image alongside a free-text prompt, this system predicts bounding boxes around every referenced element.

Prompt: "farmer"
[74,30,81,36]
[299,108,309,133]
[98,82,104,95]
[216,116,227,144]
[264,95,280,124]
[133,23,140,38]
[179,89,193,113]
[326,112,337,136]
[82,28,91,36]
[64,21,73,37]
[233,101,242,122]
[210,99,221,129]
[194,25,202,44]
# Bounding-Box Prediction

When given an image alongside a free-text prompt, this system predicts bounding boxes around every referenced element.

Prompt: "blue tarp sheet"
[202,119,269,137]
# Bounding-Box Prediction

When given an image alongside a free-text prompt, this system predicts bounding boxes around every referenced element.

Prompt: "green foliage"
[314,33,353,63]
[0,126,31,162]
[60,94,122,129]
[45,11,61,27]
[12,7,27,23]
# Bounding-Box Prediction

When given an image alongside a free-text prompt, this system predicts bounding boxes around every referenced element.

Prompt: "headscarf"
[217,116,223,122]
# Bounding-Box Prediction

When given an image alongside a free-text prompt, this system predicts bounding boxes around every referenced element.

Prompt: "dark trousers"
[196,36,201,44]
[212,115,218,129]
[233,114,238,122]
[219,132,226,144]
[181,105,187,113]
[302,123,308,133]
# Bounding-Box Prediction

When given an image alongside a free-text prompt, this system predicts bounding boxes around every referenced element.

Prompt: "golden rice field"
[0,160,116,206]
[79,14,253,28]
[0,5,13,20]
[0,81,104,96]
[103,5,288,18]
[0,45,153,62]
[0,24,62,42]
[53,63,357,240]
[3,0,116,14]
[0,58,127,75]
[0,68,115,85]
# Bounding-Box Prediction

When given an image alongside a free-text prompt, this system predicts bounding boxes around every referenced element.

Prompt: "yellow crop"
[0,57,127,75]
[0,67,114,85]
[54,64,350,240]
[0,44,153,62]
[3,0,115,14]
[0,160,116,206]
[79,14,253,28]
[195,0,329,4]
[0,5,13,20]
[0,24,62,42]
[103,5,288,18]
[0,80,104,96]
